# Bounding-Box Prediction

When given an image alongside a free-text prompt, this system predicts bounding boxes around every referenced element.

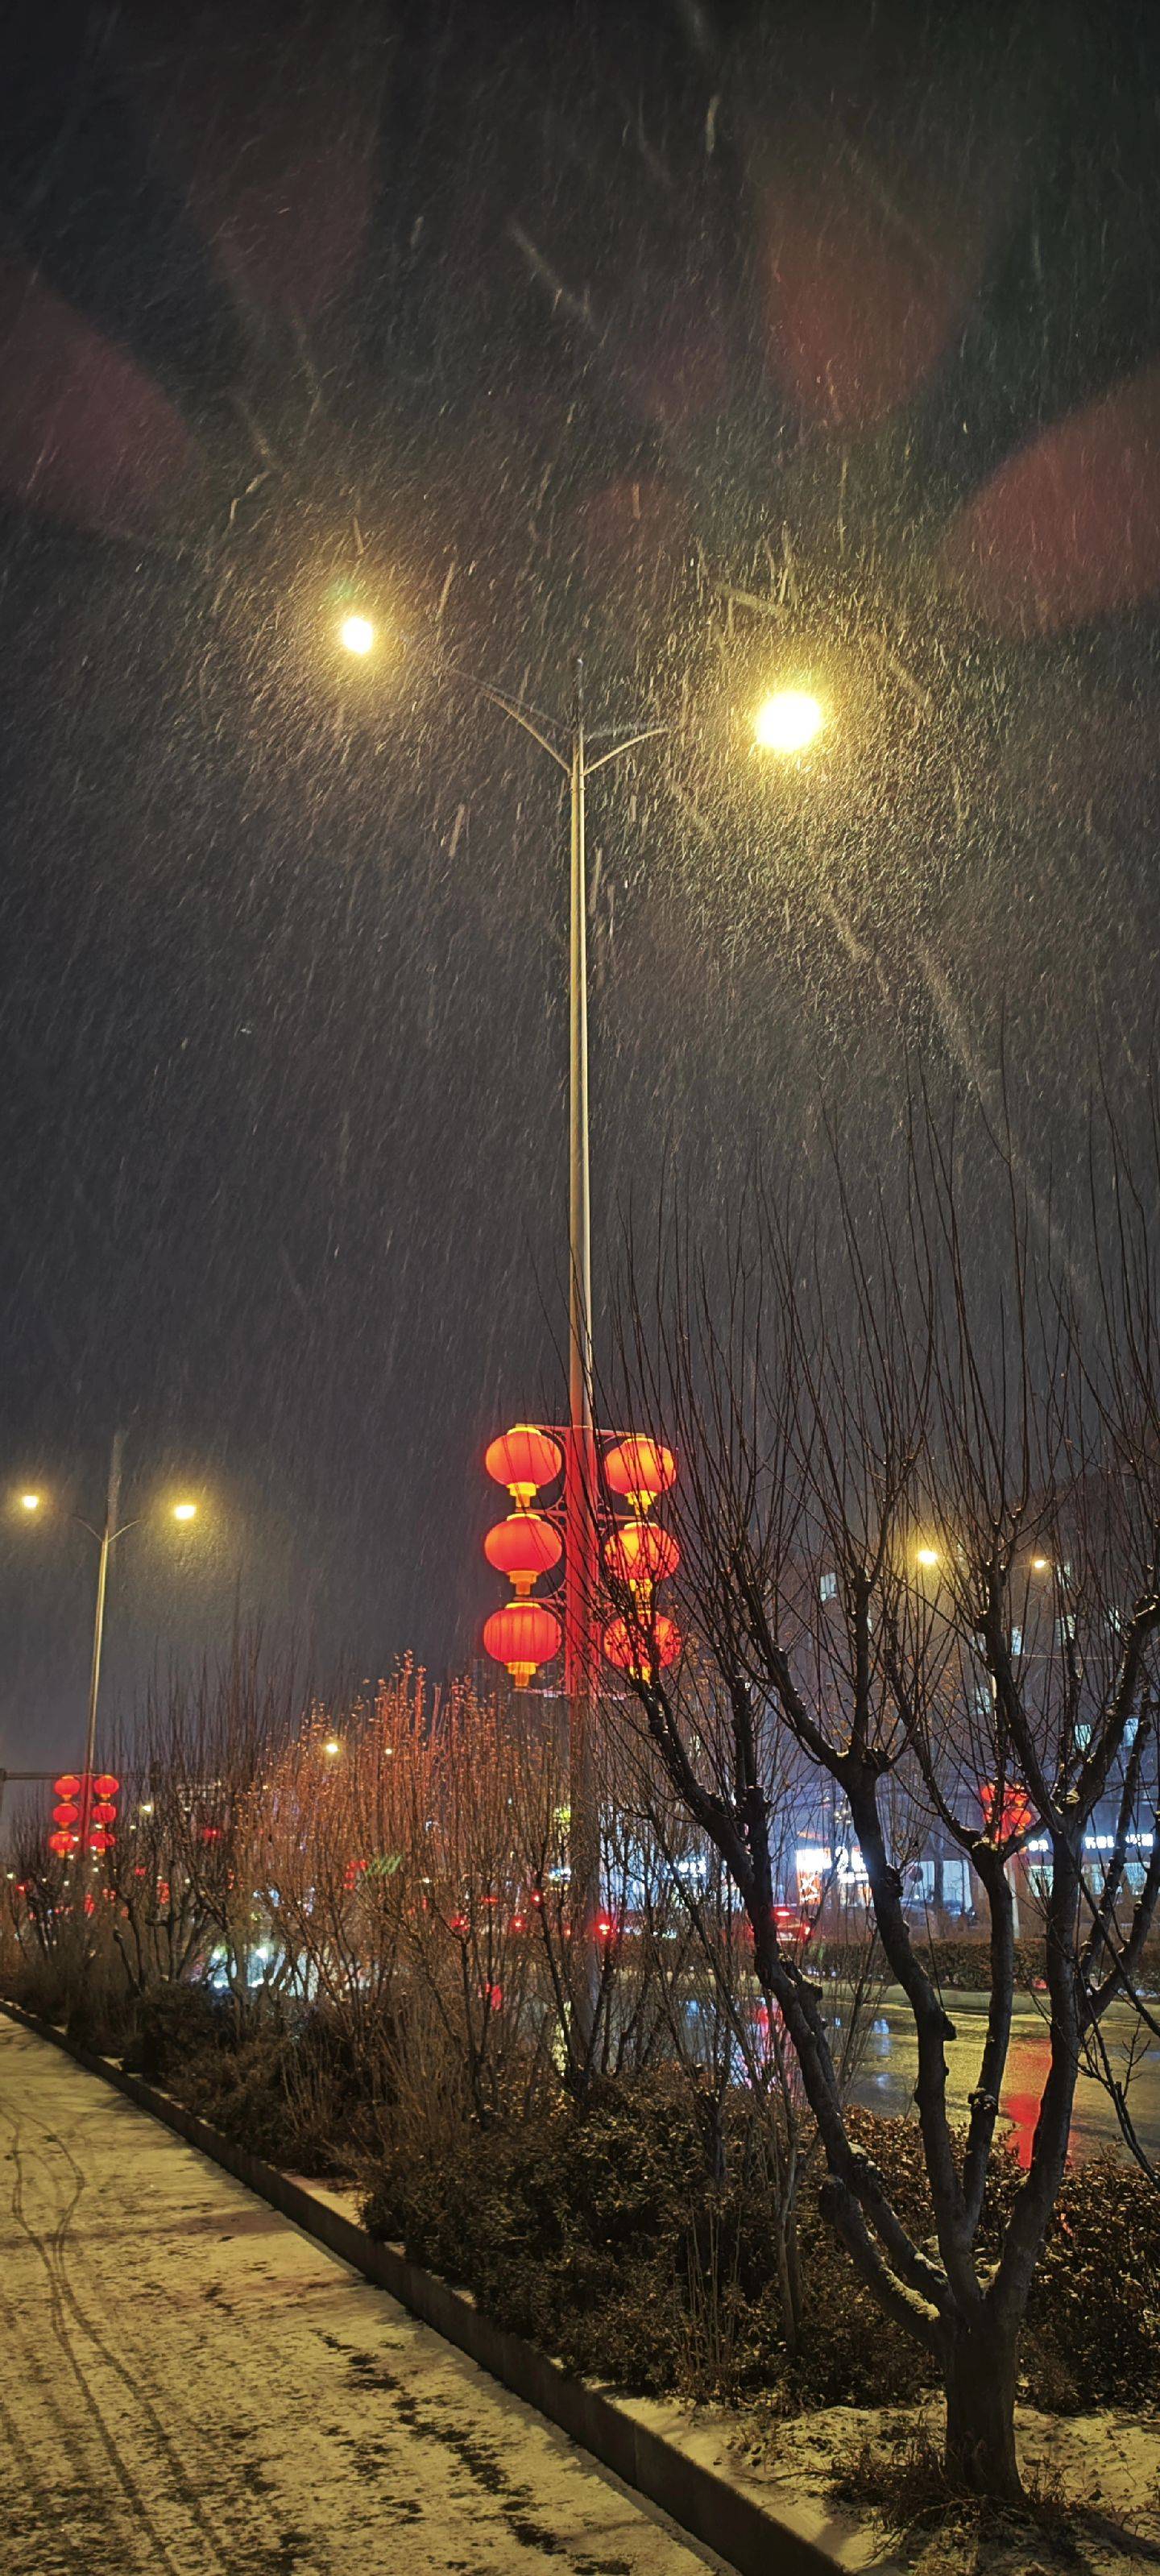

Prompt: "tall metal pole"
[429,648,664,2031]
[80,1430,123,1840]
[566,667,600,2014]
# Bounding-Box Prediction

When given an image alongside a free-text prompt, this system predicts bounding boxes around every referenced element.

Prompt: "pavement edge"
[2,1997,855,2576]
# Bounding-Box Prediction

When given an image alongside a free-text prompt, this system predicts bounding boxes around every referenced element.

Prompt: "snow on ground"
[298,2190,1160,2575]
[6,2015,1158,2576]
[0,2019,731,2576]
[725,2399,1160,2575]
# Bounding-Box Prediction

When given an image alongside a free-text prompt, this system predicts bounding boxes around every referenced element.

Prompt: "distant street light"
[338,613,375,656]
[753,688,825,755]
[20,1435,205,1849]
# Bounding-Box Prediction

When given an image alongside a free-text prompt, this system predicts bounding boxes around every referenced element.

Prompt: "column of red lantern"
[482,1426,565,1688]
[48,1770,119,1862]
[599,1437,682,1679]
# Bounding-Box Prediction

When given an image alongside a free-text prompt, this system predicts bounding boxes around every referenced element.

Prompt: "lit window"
[1010,1626,1022,1656]
[819,1571,837,1603]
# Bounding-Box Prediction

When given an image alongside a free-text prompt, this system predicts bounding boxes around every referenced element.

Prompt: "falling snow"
[1,2,1158,1760]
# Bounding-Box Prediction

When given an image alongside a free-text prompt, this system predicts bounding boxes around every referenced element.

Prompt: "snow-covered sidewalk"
[0,2018,731,2576]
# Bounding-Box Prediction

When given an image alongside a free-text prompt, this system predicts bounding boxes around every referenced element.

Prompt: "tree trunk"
[943,2314,1022,2501]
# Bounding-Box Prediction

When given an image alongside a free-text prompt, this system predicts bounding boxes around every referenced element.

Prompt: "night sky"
[2,0,1160,1769]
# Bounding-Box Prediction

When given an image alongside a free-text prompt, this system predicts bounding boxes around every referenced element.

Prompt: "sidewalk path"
[0,2019,727,2576]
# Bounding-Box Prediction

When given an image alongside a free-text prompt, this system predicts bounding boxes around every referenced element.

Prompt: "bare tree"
[600,1095,1160,2500]
[102,1640,300,2015]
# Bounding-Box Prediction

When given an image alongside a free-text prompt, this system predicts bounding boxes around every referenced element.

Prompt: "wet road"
[843,1993,1160,2163]
[0,2019,728,2576]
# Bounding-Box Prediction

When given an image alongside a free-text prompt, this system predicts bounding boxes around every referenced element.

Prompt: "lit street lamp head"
[172,1501,197,1522]
[20,1492,41,1513]
[753,689,825,755]
[338,613,375,656]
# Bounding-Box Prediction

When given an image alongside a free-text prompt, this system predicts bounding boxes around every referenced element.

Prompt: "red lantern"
[485,1424,563,1506]
[88,1828,112,1854]
[980,1781,1034,1841]
[48,1828,73,1857]
[603,1520,679,1588]
[53,1773,81,1798]
[93,1774,120,1799]
[603,1613,682,1677]
[484,1510,561,1596]
[91,1802,117,1827]
[52,1802,80,1828]
[483,1598,562,1690]
[603,1438,677,1514]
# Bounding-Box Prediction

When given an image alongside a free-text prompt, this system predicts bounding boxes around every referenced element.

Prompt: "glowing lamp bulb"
[322,1738,342,1758]
[172,1501,197,1522]
[339,614,375,656]
[20,1493,41,1513]
[753,690,824,755]
[917,1547,939,1568]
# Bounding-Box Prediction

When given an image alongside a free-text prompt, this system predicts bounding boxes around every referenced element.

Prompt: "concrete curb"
[2,1998,849,2576]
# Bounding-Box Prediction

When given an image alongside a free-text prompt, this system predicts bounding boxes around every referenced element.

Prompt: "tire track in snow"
[0,2092,219,2576]
[2,2023,730,2575]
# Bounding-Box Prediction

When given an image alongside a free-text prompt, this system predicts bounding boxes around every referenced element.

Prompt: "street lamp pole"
[339,623,825,2017]
[565,669,599,1954]
[81,1428,124,1813]
[420,643,664,1957]
[14,1457,200,1888]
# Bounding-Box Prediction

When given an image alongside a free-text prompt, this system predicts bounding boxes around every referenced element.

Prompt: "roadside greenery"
[3,1652,1158,2437]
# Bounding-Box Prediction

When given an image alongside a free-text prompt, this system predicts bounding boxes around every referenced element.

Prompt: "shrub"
[123,1988,378,2177]
[359,2083,1160,2412]
[123,1980,234,2082]
[176,2029,340,2172]
[362,2073,793,2395]
[1024,2151,1160,2411]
